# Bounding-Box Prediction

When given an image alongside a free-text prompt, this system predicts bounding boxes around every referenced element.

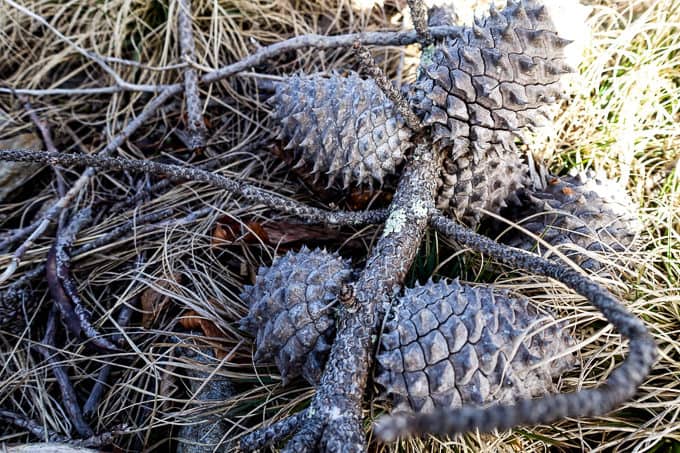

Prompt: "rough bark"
[241,144,439,452]
[0,149,388,227]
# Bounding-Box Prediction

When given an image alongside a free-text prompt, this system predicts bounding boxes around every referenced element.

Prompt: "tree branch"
[241,145,440,452]
[36,306,94,438]
[372,213,658,442]
[0,149,388,226]
[353,42,422,131]
[239,410,309,450]
[407,0,433,46]
[2,26,464,97]
[178,0,207,149]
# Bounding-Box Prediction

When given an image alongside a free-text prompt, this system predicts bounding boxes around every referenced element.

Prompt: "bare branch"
[2,25,463,97]
[353,42,422,131]
[3,0,168,94]
[407,0,433,46]
[0,173,91,284]
[0,409,70,443]
[0,149,389,226]
[48,208,119,351]
[36,306,94,438]
[0,409,121,447]
[83,295,137,417]
[178,0,207,149]
[0,87,177,282]
[201,26,463,85]
[372,213,658,442]
[239,410,309,451]
[0,85,172,97]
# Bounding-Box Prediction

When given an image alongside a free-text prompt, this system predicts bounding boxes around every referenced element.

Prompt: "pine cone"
[375,279,574,413]
[427,3,458,27]
[240,247,353,385]
[501,173,641,271]
[269,72,413,189]
[411,0,571,226]
[0,289,36,335]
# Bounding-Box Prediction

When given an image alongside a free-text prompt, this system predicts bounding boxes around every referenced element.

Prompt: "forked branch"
[0,149,388,226]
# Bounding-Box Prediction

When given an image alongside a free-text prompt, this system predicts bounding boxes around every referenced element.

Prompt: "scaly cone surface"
[500,172,642,271]
[375,279,574,413]
[0,290,35,334]
[240,247,353,385]
[268,72,413,189]
[410,0,572,227]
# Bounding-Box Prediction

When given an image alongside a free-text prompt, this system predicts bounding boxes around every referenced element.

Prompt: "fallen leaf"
[140,273,182,328]
[211,218,269,247]
[179,309,227,359]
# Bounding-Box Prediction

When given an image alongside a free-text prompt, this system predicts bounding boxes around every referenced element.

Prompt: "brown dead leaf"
[211,217,269,247]
[179,309,227,359]
[140,273,182,328]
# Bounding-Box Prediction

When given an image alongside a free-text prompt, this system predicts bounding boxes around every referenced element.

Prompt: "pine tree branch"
[241,144,440,452]
[178,0,207,149]
[0,149,388,226]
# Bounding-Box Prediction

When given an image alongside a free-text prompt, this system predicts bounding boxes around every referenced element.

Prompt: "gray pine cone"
[0,285,37,335]
[375,279,574,413]
[239,247,352,385]
[501,173,641,271]
[269,72,413,189]
[411,0,571,226]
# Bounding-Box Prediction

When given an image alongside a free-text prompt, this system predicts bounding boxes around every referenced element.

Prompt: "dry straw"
[0,0,678,451]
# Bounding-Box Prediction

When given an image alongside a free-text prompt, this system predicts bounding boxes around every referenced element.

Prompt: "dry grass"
[0,0,678,452]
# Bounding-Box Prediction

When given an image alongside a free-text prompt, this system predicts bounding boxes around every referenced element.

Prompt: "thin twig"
[83,295,138,417]
[36,306,94,438]
[50,208,119,351]
[201,26,463,85]
[0,86,173,96]
[407,0,433,46]
[0,409,121,447]
[18,95,69,227]
[0,409,70,443]
[0,173,90,284]
[372,213,658,442]
[2,26,463,97]
[178,0,207,149]
[239,410,309,451]
[110,140,269,214]
[0,150,389,226]
[0,88,177,283]
[353,42,422,131]
[3,0,169,94]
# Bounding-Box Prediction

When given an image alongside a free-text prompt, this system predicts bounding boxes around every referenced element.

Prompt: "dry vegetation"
[0,0,678,451]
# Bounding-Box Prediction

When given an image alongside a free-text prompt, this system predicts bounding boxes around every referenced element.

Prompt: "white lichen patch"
[412,200,429,218]
[382,202,429,237]
[382,208,406,236]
